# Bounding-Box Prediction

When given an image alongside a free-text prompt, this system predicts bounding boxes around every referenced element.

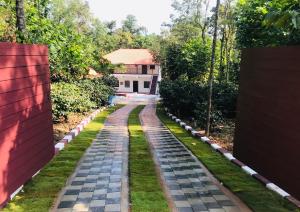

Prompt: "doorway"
[133,81,139,92]
[142,65,147,74]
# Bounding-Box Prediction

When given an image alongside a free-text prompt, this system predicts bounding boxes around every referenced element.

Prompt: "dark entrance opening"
[142,65,148,74]
[133,81,139,92]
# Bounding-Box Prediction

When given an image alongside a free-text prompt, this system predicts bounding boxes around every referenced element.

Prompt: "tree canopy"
[0,0,161,81]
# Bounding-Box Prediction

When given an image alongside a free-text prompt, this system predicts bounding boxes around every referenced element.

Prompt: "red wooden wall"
[0,42,54,207]
[234,46,300,200]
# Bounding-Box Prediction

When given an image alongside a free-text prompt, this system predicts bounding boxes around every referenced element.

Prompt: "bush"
[102,75,119,87]
[51,78,116,122]
[76,78,115,107]
[51,82,96,122]
[213,83,238,119]
[159,80,206,117]
[159,80,238,130]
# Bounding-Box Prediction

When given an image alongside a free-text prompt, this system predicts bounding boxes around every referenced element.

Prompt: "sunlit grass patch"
[128,105,170,212]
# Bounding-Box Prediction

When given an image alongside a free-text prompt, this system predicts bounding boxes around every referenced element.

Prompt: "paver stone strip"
[54,105,136,212]
[140,104,250,212]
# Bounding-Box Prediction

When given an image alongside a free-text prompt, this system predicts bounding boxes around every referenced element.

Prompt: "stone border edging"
[8,106,110,205]
[164,108,300,208]
[54,107,107,154]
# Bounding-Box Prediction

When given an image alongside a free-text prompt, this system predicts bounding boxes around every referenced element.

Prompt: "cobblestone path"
[55,105,136,212]
[140,104,250,212]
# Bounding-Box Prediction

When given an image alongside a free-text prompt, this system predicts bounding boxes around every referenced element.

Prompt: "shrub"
[159,80,206,117]
[51,82,96,122]
[213,83,238,119]
[102,75,119,87]
[159,80,238,130]
[75,78,115,107]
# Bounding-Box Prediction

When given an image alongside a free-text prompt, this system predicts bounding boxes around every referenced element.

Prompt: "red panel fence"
[0,42,54,207]
[234,46,300,200]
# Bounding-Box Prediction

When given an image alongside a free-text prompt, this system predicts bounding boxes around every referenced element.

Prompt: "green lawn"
[128,105,170,212]
[3,105,122,212]
[156,105,298,212]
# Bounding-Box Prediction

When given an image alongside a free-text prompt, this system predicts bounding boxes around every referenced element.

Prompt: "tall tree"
[105,20,116,35]
[16,0,26,40]
[122,14,145,35]
[218,0,235,82]
[170,0,210,43]
[206,0,220,136]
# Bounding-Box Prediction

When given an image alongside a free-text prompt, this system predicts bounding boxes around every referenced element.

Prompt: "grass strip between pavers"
[3,105,123,212]
[156,105,299,212]
[128,105,170,212]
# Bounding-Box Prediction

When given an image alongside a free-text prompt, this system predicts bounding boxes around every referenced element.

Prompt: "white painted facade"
[113,64,161,94]
[113,74,153,93]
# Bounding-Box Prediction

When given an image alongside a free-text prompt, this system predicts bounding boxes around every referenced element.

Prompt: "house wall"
[0,43,54,208]
[113,74,153,93]
[233,46,300,200]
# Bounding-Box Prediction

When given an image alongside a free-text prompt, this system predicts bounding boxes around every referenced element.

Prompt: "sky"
[87,0,218,35]
[87,0,173,34]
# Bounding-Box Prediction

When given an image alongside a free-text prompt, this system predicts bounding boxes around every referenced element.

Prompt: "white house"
[104,49,161,94]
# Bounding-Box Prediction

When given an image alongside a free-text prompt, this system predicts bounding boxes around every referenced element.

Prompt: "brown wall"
[233,46,300,199]
[0,42,54,207]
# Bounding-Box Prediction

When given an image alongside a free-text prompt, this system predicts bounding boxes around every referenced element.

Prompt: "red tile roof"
[103,49,157,65]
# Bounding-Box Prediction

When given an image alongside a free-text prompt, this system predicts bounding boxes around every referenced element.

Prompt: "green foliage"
[163,38,210,80]
[122,14,146,35]
[51,82,96,122]
[102,75,119,87]
[0,0,15,41]
[181,38,211,79]
[51,78,116,122]
[235,0,300,48]
[163,42,183,80]
[75,78,115,107]
[213,82,238,118]
[159,80,238,129]
[1,0,161,82]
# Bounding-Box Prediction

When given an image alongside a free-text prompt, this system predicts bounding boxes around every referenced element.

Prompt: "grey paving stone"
[64,189,81,196]
[90,207,105,212]
[58,201,75,208]
[92,194,107,200]
[192,203,208,211]
[105,204,121,211]
[61,195,78,202]
[178,207,194,212]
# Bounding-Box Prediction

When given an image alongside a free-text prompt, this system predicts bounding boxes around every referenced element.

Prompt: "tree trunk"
[201,24,207,44]
[219,28,225,82]
[226,45,232,83]
[206,0,221,136]
[16,0,26,40]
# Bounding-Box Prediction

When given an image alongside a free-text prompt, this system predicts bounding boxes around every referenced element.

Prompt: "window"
[150,65,155,70]
[125,81,130,88]
[120,81,124,86]
[144,81,150,88]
